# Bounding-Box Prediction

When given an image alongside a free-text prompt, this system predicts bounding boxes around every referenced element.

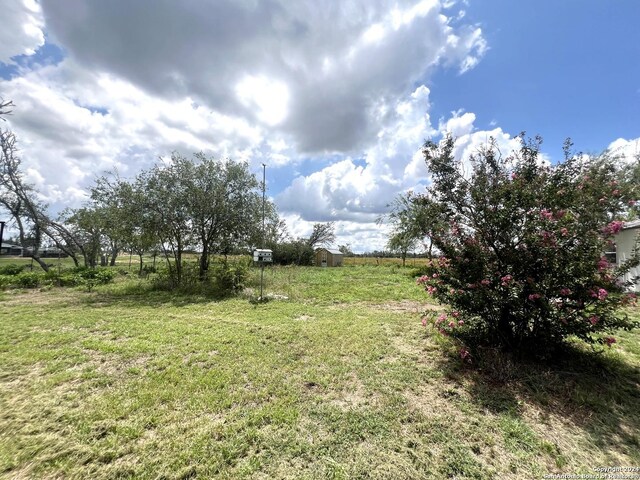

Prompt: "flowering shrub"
[416,135,640,355]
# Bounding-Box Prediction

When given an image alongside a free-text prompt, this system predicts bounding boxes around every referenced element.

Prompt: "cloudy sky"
[1,0,639,252]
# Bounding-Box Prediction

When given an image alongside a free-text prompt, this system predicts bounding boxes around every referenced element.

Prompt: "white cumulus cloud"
[0,0,44,63]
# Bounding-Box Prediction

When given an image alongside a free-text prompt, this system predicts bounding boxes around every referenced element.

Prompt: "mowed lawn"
[1,266,639,479]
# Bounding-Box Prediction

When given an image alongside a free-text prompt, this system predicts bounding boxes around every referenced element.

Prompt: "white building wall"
[616,228,640,292]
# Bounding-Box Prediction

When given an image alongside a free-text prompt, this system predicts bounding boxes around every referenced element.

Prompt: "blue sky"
[428,0,640,161]
[1,0,638,252]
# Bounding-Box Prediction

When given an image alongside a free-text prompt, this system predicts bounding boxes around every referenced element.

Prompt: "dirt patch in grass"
[0,288,83,307]
[85,351,152,377]
[182,350,219,368]
[329,374,380,410]
[374,300,443,314]
[404,379,468,417]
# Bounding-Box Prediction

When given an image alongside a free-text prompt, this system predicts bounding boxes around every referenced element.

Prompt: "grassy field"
[1,265,639,479]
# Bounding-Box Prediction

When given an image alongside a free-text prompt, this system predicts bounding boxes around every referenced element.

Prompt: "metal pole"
[260,164,266,300]
[262,163,266,247]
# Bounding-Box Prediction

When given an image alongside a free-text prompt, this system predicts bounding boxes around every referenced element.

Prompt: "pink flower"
[452,311,460,318]
[590,288,608,301]
[560,227,569,237]
[559,288,572,296]
[555,210,566,219]
[432,273,439,278]
[589,316,599,326]
[597,257,609,271]
[528,293,541,301]
[481,279,491,286]
[623,292,638,306]
[612,189,620,196]
[511,172,518,180]
[500,275,513,286]
[427,286,437,295]
[457,320,465,326]
[448,321,456,328]
[540,231,557,247]
[604,337,616,347]
[603,220,624,235]
[436,313,447,324]
[539,209,554,220]
[459,347,471,361]
[421,317,428,327]
[629,200,637,207]
[416,275,429,285]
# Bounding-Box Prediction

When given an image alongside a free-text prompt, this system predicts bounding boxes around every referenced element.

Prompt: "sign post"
[253,249,272,299]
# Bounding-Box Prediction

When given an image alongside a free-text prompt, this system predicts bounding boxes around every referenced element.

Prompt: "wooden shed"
[315,248,344,267]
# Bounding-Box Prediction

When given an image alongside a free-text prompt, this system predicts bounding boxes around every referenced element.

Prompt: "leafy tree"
[90,173,159,271]
[417,135,639,356]
[387,231,418,267]
[61,207,105,268]
[0,127,50,270]
[382,192,444,262]
[621,154,640,220]
[136,153,268,283]
[307,222,336,249]
[252,203,286,249]
[338,244,353,256]
[1,103,90,270]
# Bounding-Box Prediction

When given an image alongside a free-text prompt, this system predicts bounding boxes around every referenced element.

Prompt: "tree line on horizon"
[0,98,346,286]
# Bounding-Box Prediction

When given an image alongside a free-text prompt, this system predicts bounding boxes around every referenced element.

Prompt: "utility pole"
[260,163,266,300]
[0,221,4,256]
[262,163,266,247]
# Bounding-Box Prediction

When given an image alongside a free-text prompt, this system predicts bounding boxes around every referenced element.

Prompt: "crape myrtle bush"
[417,135,639,356]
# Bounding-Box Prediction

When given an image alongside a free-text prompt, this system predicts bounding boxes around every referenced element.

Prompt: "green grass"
[1,265,639,479]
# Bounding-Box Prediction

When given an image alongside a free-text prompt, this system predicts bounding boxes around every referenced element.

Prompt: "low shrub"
[15,271,41,288]
[67,267,117,285]
[210,258,248,296]
[0,264,26,276]
[0,275,13,289]
[149,259,248,297]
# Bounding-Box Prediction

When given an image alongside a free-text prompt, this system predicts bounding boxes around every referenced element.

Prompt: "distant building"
[0,243,23,256]
[613,219,640,291]
[21,246,68,258]
[315,248,344,267]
